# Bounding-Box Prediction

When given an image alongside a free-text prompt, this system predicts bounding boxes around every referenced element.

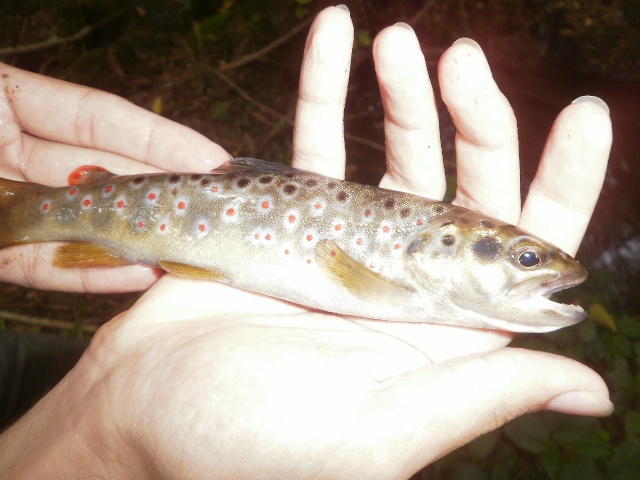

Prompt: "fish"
[0,157,587,332]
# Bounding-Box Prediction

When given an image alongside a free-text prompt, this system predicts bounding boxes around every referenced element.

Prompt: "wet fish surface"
[0,158,587,332]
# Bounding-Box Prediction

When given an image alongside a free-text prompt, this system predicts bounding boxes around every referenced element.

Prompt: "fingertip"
[546,391,614,417]
[572,95,610,116]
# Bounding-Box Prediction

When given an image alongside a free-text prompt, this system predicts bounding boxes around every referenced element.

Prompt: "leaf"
[588,302,617,332]
[467,430,499,460]
[152,95,163,115]
[503,414,550,453]
[625,410,640,442]
[618,315,640,339]
[356,29,372,48]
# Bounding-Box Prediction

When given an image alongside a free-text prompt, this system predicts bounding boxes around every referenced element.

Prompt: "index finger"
[0,63,230,172]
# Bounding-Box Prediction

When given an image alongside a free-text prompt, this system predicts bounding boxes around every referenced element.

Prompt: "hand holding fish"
[0,6,613,480]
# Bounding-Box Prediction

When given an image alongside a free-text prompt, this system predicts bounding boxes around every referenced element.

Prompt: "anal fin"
[315,239,413,304]
[158,260,229,282]
[53,243,132,268]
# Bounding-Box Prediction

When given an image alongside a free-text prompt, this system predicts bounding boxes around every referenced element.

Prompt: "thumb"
[374,348,612,478]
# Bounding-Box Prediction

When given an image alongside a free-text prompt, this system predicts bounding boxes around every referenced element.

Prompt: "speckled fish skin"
[0,158,588,332]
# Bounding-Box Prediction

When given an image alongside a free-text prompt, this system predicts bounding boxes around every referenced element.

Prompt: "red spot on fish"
[284,249,290,255]
[356,238,364,246]
[330,250,336,256]
[68,188,77,196]
[288,215,296,223]
[83,199,91,207]
[393,243,401,250]
[265,234,272,241]
[138,221,145,228]
[160,224,167,231]
[42,203,49,211]
[117,200,125,209]
[365,209,372,217]
[177,201,186,210]
[382,225,391,233]
[199,224,206,232]
[105,186,113,193]
[148,193,157,200]
[369,263,376,269]
[255,233,260,240]
[262,200,270,209]
[306,234,313,241]
[334,224,342,231]
[68,165,106,186]
[314,202,322,210]
[226,208,235,216]
[211,186,219,193]
[306,259,312,264]
[417,219,424,226]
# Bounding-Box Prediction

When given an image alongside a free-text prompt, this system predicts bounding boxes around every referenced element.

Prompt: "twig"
[218,15,314,72]
[205,66,385,152]
[0,309,98,334]
[0,8,129,57]
[408,0,438,26]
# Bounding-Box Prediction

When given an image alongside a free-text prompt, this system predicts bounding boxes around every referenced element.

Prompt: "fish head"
[405,209,587,332]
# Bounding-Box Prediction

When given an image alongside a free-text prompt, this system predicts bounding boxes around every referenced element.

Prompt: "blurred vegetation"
[1,1,639,478]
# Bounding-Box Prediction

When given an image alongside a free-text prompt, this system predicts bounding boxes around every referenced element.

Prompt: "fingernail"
[546,391,614,417]
[394,22,414,32]
[336,4,349,11]
[452,37,482,49]
[572,95,610,116]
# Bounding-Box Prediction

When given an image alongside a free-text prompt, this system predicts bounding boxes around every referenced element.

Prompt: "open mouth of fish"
[511,271,588,323]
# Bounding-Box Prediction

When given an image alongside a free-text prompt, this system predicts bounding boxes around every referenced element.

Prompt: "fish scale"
[0,157,588,332]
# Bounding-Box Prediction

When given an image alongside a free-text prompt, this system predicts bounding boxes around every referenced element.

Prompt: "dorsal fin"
[210,157,319,176]
[68,165,119,186]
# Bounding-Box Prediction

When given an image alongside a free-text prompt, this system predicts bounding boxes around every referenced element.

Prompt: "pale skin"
[0,6,613,480]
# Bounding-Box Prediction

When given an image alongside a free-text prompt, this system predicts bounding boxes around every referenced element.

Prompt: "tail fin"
[0,177,32,248]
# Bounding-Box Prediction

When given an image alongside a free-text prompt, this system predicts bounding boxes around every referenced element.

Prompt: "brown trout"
[0,158,587,332]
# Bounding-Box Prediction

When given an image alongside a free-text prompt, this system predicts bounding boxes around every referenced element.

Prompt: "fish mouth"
[509,270,588,331]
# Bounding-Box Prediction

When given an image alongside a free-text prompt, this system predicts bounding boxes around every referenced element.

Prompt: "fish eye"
[518,250,542,268]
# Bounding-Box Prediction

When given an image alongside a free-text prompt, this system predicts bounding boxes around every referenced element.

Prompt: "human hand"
[0,6,613,480]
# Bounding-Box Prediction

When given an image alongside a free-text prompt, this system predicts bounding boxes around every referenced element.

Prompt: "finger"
[519,97,611,255]
[438,39,521,224]
[292,5,353,178]
[0,63,231,175]
[3,134,165,185]
[0,243,161,292]
[375,23,446,198]
[377,348,613,477]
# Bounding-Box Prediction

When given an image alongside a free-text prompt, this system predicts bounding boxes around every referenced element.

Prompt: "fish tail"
[0,177,32,248]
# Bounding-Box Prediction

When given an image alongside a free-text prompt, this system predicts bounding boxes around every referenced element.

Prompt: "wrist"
[0,342,149,479]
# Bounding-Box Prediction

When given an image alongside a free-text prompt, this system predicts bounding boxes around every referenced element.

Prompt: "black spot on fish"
[237,178,251,188]
[305,178,319,187]
[442,235,455,246]
[327,181,337,189]
[200,178,211,187]
[337,191,348,202]
[385,199,396,209]
[407,238,423,255]
[169,174,180,183]
[480,219,495,228]
[171,188,178,197]
[400,208,411,218]
[132,177,145,184]
[284,174,295,179]
[259,176,273,184]
[433,205,446,214]
[190,174,203,181]
[472,237,501,260]
[283,184,297,195]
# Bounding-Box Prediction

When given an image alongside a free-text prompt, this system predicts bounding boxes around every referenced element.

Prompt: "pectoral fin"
[158,260,229,282]
[315,239,413,304]
[53,243,132,268]
[68,165,119,186]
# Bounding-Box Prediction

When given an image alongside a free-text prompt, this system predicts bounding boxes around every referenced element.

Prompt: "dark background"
[1,1,639,478]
